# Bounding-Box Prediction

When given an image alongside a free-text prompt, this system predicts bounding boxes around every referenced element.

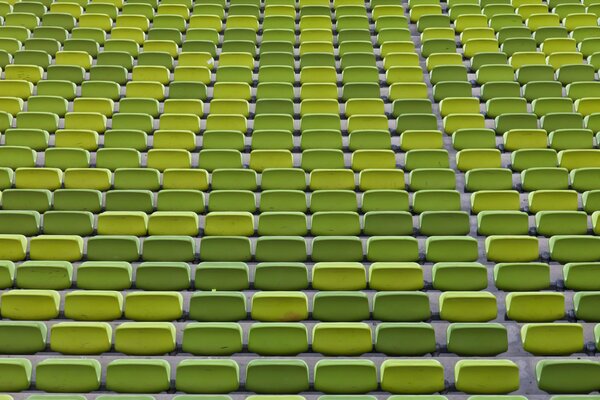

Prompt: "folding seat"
[1,289,60,320]
[426,236,479,262]
[198,150,243,172]
[504,128,547,151]
[564,261,600,291]
[477,210,529,235]
[0,358,31,391]
[245,359,309,394]
[142,236,196,263]
[409,3,442,21]
[380,359,446,394]
[550,126,593,150]
[44,148,90,170]
[475,64,515,85]
[176,359,240,394]
[249,292,308,323]
[16,111,59,133]
[455,360,520,394]
[506,292,564,321]
[311,262,366,290]
[105,191,153,213]
[114,322,176,355]
[1,189,52,214]
[502,37,537,56]
[432,82,473,102]
[112,169,159,191]
[373,322,434,356]
[447,323,508,356]
[439,291,498,322]
[516,64,562,86]
[199,235,252,261]
[362,211,412,236]
[124,291,183,322]
[486,98,527,119]
[311,236,363,262]
[156,190,204,213]
[572,286,600,320]
[29,235,83,262]
[510,149,558,172]
[193,262,248,291]
[480,82,521,102]
[50,322,111,355]
[557,64,595,86]
[521,323,584,356]
[5,13,38,30]
[541,113,584,134]
[257,212,307,236]
[494,261,551,293]
[86,236,141,262]
[536,359,600,394]
[456,149,502,172]
[181,322,242,356]
[74,261,132,291]
[421,38,457,57]
[260,190,307,213]
[135,261,190,291]
[432,261,487,290]
[551,234,600,263]
[96,212,147,236]
[388,82,429,101]
[16,260,72,290]
[486,235,539,262]
[0,211,39,236]
[106,359,171,393]
[495,113,538,134]
[367,262,423,291]
[570,168,598,191]
[412,190,461,214]
[0,321,46,354]
[313,360,377,394]
[13,49,50,68]
[528,189,578,213]
[311,323,372,356]
[311,290,369,321]
[521,167,569,191]
[147,212,199,236]
[372,289,431,321]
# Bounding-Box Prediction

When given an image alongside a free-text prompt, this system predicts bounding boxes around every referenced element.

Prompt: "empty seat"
[455,360,520,394]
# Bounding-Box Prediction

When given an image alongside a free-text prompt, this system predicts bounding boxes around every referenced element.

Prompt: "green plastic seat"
[50,322,111,355]
[564,262,600,290]
[380,359,445,394]
[182,322,243,355]
[447,323,508,356]
[312,291,370,322]
[245,360,309,394]
[248,323,308,355]
[105,359,171,394]
[0,358,31,391]
[536,360,600,394]
[251,291,308,322]
[176,359,239,394]
[432,262,488,291]
[375,322,436,355]
[439,291,497,322]
[494,262,550,291]
[506,292,565,322]
[0,321,46,354]
[124,292,183,322]
[189,291,247,322]
[64,290,123,321]
[313,359,377,394]
[455,360,519,394]
[254,263,308,290]
[35,359,101,393]
[522,323,584,355]
[15,260,72,290]
[115,322,176,355]
[312,322,372,356]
